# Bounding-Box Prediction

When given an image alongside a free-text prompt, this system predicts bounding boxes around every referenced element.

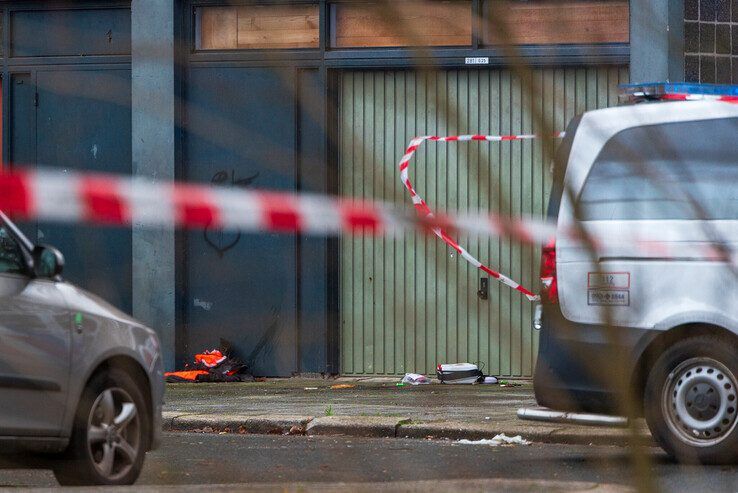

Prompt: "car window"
[578,117,738,221]
[0,226,28,275]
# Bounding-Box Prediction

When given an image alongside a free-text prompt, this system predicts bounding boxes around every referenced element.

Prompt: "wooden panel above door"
[331,1,472,48]
[196,1,628,52]
[197,4,320,50]
[481,1,630,46]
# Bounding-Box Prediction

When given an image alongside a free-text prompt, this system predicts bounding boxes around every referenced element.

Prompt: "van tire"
[53,367,149,485]
[644,335,738,464]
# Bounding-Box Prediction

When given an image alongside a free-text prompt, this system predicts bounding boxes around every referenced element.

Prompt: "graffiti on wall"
[203,169,260,256]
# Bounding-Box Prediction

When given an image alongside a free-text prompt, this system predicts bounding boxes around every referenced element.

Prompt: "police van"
[527,83,738,464]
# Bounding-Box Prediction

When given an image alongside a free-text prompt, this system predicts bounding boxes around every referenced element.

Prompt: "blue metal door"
[9,69,133,313]
[182,67,298,376]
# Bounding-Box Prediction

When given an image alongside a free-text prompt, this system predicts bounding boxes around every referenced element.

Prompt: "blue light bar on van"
[619,82,738,104]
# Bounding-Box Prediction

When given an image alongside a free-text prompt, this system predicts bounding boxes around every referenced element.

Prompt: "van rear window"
[578,118,738,221]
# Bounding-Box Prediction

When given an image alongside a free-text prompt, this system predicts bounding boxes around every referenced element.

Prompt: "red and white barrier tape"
[0,167,733,284]
[0,169,405,235]
[0,168,561,242]
[398,133,565,302]
[0,131,733,304]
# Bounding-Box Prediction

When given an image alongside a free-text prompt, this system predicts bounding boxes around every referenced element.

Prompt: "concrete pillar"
[630,0,685,83]
[131,0,176,370]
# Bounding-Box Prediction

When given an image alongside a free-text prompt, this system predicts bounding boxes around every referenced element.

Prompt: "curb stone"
[306,416,411,438]
[397,420,653,447]
[163,413,653,446]
[167,414,314,435]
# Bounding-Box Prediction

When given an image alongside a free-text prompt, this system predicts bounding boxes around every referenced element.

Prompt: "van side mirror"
[32,245,64,279]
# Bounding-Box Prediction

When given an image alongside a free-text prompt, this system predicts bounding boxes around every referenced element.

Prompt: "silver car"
[534,86,738,464]
[0,211,163,485]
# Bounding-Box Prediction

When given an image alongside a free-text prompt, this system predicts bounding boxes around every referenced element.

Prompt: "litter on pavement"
[437,363,499,384]
[457,434,531,446]
[401,373,431,385]
[165,348,250,383]
[437,363,483,383]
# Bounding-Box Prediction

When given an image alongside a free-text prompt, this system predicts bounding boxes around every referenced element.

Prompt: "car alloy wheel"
[663,357,738,447]
[86,387,141,482]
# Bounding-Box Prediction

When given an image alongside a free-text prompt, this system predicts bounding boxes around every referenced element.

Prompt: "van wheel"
[644,335,738,464]
[53,368,149,485]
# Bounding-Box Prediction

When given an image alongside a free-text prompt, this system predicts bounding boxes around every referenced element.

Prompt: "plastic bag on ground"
[401,373,431,385]
[457,434,531,446]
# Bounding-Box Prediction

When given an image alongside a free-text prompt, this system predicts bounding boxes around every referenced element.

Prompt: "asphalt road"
[1,432,737,492]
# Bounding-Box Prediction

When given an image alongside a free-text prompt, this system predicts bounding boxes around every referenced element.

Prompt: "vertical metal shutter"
[339,66,629,377]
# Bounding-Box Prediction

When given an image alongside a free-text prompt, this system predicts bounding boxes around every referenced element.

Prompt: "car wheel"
[53,367,149,486]
[644,335,738,464]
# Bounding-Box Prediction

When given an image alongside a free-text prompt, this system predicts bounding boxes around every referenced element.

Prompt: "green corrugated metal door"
[339,66,628,377]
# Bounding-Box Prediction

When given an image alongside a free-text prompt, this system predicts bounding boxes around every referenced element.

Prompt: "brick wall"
[684,0,737,83]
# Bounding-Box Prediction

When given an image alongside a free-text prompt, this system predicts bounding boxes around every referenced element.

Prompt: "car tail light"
[540,239,558,304]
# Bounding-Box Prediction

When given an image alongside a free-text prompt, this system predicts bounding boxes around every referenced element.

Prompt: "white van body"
[533,99,738,464]
[558,101,738,331]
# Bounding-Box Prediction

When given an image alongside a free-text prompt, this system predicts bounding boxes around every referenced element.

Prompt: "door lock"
[478,277,489,300]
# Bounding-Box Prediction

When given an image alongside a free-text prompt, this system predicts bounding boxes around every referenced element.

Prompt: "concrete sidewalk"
[163,379,651,446]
